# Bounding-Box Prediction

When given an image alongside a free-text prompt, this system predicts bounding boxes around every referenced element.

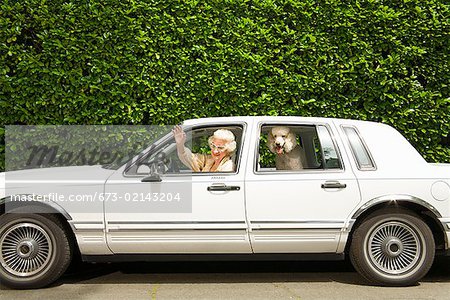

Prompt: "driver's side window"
[134,137,189,175]
[130,125,243,175]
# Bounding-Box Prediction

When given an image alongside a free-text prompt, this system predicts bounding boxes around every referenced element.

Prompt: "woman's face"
[210,138,228,160]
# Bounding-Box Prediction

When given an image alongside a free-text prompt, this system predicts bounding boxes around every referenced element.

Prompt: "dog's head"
[267,126,297,155]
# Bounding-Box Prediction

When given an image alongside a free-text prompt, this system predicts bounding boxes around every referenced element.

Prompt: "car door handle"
[321,181,347,189]
[207,184,241,191]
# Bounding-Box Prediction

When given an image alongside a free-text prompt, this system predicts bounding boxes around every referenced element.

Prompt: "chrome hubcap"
[383,237,404,257]
[17,240,37,258]
[368,221,421,275]
[0,223,53,277]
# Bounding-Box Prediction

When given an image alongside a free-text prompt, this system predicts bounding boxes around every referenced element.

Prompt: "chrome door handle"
[207,184,241,191]
[321,181,347,189]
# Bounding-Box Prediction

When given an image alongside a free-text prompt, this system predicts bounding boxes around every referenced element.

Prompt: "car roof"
[182,116,380,126]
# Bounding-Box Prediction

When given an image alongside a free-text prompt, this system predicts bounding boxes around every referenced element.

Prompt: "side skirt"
[82,253,345,263]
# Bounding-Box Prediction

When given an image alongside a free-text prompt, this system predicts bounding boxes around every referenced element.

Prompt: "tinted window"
[343,126,375,170]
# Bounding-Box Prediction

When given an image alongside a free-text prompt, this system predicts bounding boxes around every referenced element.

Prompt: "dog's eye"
[282,135,286,138]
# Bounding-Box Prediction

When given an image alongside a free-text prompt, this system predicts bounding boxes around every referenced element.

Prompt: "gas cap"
[431,181,450,201]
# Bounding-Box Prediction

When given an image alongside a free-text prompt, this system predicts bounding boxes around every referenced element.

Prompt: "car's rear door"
[245,119,361,253]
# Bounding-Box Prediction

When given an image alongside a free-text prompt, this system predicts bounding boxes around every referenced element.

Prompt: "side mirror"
[141,161,163,182]
[141,173,162,182]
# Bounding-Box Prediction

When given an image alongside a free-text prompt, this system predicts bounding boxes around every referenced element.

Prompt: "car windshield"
[101,126,173,170]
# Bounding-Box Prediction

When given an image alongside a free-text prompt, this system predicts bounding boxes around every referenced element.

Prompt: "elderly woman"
[172,125,236,172]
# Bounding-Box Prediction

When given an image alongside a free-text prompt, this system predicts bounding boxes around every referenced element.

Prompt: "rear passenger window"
[256,124,342,172]
[343,126,376,170]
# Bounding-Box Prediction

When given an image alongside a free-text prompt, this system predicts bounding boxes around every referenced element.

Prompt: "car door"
[103,122,252,254]
[245,120,361,253]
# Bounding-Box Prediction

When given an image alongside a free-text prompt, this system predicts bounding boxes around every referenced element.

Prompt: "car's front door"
[104,123,252,254]
[245,121,361,253]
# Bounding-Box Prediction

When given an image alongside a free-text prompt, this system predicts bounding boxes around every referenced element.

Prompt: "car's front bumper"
[439,218,450,252]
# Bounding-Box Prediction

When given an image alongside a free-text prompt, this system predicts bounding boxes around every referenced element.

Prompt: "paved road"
[1,257,449,300]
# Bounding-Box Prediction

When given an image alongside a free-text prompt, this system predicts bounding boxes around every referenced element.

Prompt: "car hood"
[1,165,116,189]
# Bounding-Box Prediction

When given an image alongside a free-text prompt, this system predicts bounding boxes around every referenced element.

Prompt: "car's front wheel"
[0,213,72,289]
[350,208,435,286]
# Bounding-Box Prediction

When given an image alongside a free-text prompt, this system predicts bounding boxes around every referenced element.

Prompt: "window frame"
[253,121,345,175]
[123,122,247,177]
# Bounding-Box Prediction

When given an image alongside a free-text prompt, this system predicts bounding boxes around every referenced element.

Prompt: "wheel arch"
[0,195,81,257]
[1,195,72,219]
[345,195,446,254]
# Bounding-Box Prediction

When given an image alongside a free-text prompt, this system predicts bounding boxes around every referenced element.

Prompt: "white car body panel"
[4,166,115,255]
[104,172,252,254]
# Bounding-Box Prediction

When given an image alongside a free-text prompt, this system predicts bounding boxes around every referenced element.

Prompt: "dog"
[267,126,304,170]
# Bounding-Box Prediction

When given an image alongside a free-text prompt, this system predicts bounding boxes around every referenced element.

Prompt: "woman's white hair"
[208,129,237,153]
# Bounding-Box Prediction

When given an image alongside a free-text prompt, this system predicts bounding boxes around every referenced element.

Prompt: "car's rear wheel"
[0,213,72,289]
[349,208,435,286]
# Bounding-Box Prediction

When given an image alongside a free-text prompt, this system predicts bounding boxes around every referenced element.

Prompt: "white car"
[1,116,449,288]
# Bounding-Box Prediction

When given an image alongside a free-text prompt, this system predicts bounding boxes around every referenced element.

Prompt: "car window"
[127,125,243,175]
[256,124,342,172]
[342,126,375,170]
[316,125,342,169]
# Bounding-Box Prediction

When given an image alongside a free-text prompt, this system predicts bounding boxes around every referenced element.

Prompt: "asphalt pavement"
[1,257,449,299]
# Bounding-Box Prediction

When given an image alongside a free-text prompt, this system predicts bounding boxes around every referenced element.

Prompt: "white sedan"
[1,116,449,288]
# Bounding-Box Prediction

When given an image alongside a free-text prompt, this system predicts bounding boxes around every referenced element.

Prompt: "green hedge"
[1,0,449,171]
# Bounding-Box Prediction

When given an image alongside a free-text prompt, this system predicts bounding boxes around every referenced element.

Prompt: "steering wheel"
[166,156,180,173]
[154,153,180,173]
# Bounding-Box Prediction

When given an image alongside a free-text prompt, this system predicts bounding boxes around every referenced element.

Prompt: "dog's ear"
[267,129,276,153]
[284,131,297,153]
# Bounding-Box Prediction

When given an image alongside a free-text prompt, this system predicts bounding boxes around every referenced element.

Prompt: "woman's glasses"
[210,142,226,152]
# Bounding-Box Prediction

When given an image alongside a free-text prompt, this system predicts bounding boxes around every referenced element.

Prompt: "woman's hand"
[172,125,186,146]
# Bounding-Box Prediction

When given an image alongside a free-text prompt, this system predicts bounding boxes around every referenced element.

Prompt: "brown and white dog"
[267,126,304,170]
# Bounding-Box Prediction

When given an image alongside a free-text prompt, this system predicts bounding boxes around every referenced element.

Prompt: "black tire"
[349,208,435,286]
[0,213,73,289]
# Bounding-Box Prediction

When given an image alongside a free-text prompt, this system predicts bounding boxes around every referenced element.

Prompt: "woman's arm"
[172,125,205,172]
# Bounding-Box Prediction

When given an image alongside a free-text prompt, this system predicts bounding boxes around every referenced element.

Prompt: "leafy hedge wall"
[1,0,449,171]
